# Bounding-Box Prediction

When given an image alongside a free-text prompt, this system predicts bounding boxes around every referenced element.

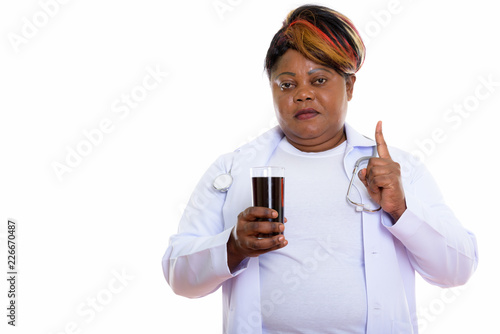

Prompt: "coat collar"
[345,123,376,148]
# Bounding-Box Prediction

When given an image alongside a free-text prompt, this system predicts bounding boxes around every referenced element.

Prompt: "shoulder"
[235,126,284,153]
[387,145,429,184]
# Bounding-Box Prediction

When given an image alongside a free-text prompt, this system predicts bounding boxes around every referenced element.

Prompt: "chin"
[289,123,328,139]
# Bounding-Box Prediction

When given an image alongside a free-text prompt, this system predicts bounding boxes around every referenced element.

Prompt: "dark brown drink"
[252,176,284,224]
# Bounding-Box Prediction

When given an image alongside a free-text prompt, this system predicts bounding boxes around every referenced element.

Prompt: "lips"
[294,108,319,120]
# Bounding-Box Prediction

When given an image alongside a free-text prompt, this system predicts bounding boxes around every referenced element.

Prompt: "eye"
[314,77,327,85]
[279,82,295,90]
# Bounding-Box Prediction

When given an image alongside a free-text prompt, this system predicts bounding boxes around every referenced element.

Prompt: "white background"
[1,0,499,333]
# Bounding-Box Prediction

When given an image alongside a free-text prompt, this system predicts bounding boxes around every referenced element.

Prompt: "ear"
[345,74,356,101]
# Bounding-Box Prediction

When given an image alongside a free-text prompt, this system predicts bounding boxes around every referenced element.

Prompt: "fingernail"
[271,211,278,218]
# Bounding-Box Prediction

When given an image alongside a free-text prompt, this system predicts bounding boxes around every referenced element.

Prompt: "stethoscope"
[346,155,382,212]
[213,149,382,213]
[212,169,233,193]
[212,154,235,193]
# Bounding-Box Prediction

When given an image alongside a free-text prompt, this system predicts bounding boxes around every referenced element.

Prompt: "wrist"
[389,200,407,223]
[227,227,246,272]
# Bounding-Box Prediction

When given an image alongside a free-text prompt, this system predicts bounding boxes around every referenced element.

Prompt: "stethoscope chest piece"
[213,173,233,192]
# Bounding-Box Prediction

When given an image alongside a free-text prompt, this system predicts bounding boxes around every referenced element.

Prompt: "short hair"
[264,5,366,79]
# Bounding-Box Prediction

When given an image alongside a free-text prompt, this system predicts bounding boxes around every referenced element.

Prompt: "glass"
[250,166,285,224]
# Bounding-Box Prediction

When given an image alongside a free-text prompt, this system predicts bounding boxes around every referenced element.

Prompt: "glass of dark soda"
[250,167,285,232]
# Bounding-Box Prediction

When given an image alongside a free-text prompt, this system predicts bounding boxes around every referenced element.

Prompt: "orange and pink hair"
[265,5,366,78]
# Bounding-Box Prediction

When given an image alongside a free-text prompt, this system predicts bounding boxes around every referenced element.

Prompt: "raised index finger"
[375,120,391,159]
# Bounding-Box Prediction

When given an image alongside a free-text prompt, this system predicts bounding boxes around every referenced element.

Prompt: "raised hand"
[357,121,407,222]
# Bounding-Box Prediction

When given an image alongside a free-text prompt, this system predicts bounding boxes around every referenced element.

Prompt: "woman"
[162,5,477,333]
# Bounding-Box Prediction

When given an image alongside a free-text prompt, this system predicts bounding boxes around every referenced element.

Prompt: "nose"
[294,86,315,103]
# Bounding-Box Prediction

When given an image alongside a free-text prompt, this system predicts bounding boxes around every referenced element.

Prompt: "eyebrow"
[274,68,334,80]
[274,71,296,79]
[308,68,334,75]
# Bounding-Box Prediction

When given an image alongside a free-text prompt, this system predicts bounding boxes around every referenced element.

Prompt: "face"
[271,49,356,152]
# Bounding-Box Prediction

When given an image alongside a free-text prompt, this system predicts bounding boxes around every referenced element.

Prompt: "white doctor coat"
[162,124,478,334]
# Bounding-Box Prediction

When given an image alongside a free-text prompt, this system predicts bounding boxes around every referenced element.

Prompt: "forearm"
[163,229,234,298]
[384,194,478,287]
